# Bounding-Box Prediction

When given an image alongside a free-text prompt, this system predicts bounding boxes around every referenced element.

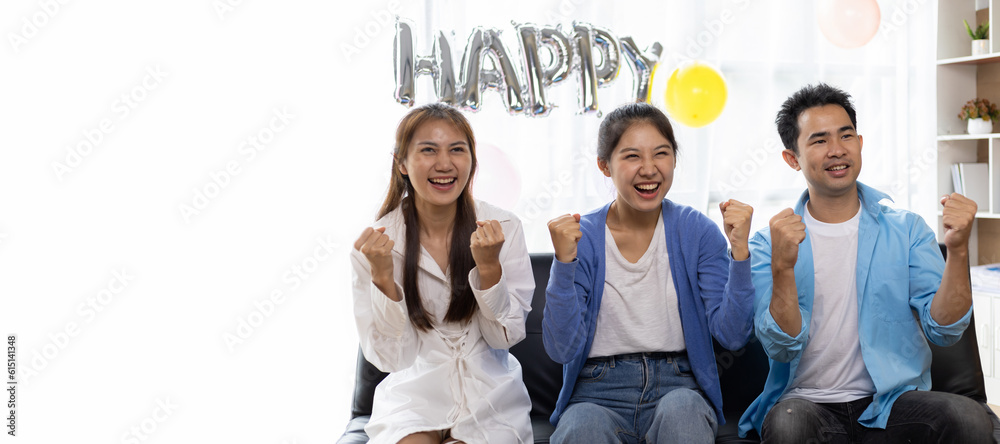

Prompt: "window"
[383,0,936,250]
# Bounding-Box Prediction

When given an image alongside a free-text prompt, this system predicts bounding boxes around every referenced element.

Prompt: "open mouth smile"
[634,182,660,198]
[825,164,850,177]
[428,177,457,190]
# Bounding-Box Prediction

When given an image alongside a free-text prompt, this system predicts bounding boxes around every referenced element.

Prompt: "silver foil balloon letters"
[592,26,621,87]
[457,27,526,114]
[393,19,660,116]
[572,24,598,115]
[620,37,662,103]
[515,23,572,117]
[539,27,572,87]
[394,20,456,106]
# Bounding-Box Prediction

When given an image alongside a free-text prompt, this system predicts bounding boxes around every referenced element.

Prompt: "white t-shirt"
[781,202,876,403]
[589,213,686,357]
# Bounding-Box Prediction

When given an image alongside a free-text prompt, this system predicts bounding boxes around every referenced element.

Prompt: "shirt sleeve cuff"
[758,305,807,345]
[550,257,578,294]
[371,281,408,337]
[926,303,974,332]
[468,265,510,320]
[728,256,754,294]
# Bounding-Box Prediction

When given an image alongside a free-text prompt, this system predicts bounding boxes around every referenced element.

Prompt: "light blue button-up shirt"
[739,182,972,436]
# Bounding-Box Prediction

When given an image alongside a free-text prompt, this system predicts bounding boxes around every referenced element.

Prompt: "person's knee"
[937,395,993,441]
[761,399,825,443]
[654,388,713,422]
[397,431,441,444]
[552,403,621,444]
[649,388,717,442]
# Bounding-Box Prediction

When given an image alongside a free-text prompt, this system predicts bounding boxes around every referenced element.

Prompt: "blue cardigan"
[541,199,755,425]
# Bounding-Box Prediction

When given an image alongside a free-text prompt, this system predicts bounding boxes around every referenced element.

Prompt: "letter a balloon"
[664,61,727,128]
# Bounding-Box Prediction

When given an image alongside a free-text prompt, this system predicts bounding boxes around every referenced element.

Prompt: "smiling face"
[399,119,473,212]
[599,122,676,213]
[784,104,863,200]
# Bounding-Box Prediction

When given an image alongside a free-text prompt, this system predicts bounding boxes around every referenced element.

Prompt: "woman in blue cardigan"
[542,102,755,443]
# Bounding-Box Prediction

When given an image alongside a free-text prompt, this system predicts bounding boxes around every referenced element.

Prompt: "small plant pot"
[973,39,990,56]
[967,117,994,135]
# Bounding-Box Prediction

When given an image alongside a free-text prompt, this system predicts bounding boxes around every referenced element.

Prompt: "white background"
[0,0,937,443]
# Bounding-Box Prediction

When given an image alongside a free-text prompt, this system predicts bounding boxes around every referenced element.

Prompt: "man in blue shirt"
[738,83,993,443]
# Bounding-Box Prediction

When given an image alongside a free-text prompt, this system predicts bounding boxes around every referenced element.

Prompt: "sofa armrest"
[335,416,370,444]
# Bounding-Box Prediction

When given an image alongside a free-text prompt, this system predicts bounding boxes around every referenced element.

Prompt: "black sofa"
[339,252,999,443]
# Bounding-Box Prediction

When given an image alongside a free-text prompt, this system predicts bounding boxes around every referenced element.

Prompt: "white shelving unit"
[938,0,1000,403]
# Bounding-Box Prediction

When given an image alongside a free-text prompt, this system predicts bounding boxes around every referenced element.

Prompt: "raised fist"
[769,208,805,271]
[941,193,978,251]
[720,199,753,261]
[354,226,397,299]
[548,214,582,263]
[471,220,505,269]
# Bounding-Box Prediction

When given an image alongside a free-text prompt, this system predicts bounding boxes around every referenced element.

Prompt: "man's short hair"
[776,83,858,154]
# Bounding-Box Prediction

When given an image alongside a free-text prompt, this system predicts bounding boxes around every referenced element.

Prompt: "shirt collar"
[793,181,891,218]
[376,204,455,283]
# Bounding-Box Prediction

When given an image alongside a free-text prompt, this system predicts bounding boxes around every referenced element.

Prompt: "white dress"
[350,200,534,444]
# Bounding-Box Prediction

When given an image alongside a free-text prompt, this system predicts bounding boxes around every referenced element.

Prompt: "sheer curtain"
[400,0,938,251]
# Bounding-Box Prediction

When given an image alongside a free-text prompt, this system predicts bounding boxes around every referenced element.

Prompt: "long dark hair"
[377,103,479,331]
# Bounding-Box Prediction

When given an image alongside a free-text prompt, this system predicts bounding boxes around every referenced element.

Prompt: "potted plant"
[958,98,999,134]
[965,19,990,56]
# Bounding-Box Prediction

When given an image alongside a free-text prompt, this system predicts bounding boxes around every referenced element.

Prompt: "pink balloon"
[817,0,881,49]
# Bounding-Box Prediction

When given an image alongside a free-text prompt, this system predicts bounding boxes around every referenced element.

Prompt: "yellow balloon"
[664,61,728,128]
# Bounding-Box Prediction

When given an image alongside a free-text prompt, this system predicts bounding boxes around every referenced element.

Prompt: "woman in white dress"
[351,103,534,444]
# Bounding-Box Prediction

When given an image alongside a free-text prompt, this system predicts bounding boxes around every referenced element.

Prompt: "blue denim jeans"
[551,352,718,444]
[761,391,994,444]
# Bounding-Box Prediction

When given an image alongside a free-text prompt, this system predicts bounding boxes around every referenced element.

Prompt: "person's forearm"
[477,263,502,290]
[931,246,972,325]
[372,273,399,301]
[731,243,749,261]
[770,267,802,336]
